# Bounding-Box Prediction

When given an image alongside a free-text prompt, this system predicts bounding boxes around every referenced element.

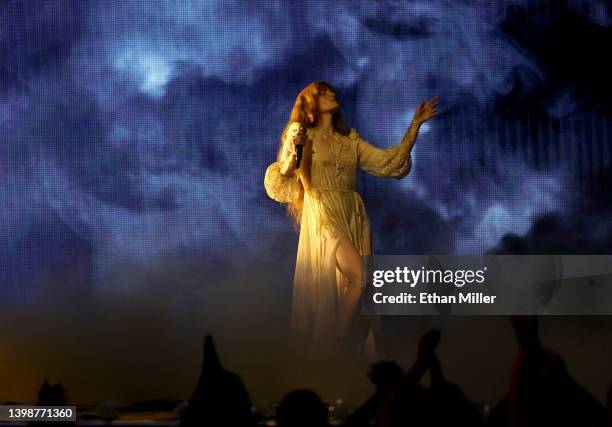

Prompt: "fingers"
[414,97,440,122]
[427,97,439,117]
[419,97,439,110]
[419,96,439,103]
[289,132,305,147]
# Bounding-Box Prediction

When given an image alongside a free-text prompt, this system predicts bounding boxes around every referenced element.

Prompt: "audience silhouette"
[486,316,609,426]
[180,334,256,427]
[31,379,73,426]
[21,318,612,426]
[607,381,612,425]
[276,389,329,427]
[36,379,67,406]
[344,361,403,427]
[376,329,481,427]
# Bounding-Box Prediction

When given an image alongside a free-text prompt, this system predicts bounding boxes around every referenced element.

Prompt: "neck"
[317,112,334,132]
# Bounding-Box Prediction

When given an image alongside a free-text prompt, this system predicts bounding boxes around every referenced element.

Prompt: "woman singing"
[264,81,438,355]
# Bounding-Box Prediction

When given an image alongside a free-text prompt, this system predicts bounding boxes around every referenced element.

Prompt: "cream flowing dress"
[264,125,413,353]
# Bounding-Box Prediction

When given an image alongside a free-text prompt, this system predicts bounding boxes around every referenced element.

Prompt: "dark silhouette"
[31,379,73,426]
[22,323,612,426]
[486,316,610,426]
[607,381,612,426]
[180,335,256,427]
[36,379,67,406]
[276,389,328,427]
[344,361,403,427]
[378,329,480,427]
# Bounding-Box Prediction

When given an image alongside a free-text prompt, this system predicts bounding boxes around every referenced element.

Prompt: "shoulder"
[349,128,360,140]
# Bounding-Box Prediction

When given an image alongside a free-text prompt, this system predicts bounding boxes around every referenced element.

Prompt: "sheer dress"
[264,125,413,351]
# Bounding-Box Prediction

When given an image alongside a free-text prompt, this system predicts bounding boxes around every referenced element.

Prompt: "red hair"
[277,81,350,229]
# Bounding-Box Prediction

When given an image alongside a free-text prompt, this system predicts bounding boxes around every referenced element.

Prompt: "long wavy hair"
[278,81,350,229]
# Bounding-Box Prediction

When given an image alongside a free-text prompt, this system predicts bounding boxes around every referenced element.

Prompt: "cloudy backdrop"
[1,0,611,408]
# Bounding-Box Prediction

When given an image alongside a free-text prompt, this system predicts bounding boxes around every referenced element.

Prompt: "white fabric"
[264,126,413,352]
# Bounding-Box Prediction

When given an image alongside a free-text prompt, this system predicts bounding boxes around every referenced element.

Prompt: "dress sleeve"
[352,128,412,179]
[264,161,300,203]
[263,128,301,203]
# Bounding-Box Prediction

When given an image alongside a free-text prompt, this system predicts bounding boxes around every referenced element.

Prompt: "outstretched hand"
[416,328,442,364]
[413,96,439,125]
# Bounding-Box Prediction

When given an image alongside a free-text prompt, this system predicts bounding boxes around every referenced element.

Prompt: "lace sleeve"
[264,122,304,202]
[264,161,301,203]
[353,128,412,179]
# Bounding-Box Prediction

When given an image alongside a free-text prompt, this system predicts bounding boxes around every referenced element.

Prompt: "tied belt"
[308,187,366,250]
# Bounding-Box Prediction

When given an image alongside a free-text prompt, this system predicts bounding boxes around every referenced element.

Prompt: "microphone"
[295,144,304,169]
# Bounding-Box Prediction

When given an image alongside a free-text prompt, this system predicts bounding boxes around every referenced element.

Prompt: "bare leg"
[334,234,362,340]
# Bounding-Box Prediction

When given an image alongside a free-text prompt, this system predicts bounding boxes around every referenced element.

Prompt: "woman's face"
[317,87,339,113]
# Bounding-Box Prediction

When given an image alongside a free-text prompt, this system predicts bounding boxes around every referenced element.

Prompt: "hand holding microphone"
[285,122,307,170]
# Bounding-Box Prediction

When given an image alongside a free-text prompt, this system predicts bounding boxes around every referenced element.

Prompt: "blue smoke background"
[1,0,611,407]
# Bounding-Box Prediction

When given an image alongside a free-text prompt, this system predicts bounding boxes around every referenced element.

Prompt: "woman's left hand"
[413,96,439,125]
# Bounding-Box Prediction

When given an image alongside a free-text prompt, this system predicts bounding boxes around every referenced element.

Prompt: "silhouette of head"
[276,389,328,427]
[37,379,67,405]
[203,334,221,371]
[368,361,404,389]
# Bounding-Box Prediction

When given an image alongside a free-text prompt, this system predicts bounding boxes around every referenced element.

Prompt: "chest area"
[309,131,356,167]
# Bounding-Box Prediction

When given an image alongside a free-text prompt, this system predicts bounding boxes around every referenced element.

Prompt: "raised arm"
[357,96,438,179]
[355,126,415,179]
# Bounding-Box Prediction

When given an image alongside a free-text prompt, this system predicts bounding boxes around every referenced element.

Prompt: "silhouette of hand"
[416,329,441,364]
[511,315,539,349]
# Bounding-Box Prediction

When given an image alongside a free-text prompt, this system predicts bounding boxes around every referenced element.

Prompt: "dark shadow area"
[15,317,611,426]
